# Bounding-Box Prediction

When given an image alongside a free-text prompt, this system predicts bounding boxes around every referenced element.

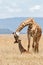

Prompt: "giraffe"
[18,39,27,54]
[13,18,42,52]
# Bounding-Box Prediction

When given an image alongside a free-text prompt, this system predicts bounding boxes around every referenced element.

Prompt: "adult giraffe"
[13,18,42,52]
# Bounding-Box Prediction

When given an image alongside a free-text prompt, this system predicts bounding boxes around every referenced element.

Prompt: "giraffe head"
[13,32,19,43]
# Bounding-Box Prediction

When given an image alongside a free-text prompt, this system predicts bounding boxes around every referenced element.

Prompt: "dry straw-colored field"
[0,34,43,65]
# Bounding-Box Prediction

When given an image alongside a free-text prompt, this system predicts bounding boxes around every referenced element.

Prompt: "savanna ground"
[0,34,43,65]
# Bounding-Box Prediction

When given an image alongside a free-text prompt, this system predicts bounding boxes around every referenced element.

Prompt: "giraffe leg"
[27,28,30,51]
[36,42,39,52]
[32,39,34,48]
[28,42,30,51]
[34,36,40,53]
[34,34,41,53]
[34,41,39,52]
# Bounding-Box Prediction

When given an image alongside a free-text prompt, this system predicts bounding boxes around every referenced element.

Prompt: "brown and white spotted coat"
[14,18,42,52]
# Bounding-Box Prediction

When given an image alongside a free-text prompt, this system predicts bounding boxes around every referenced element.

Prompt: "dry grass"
[0,34,43,65]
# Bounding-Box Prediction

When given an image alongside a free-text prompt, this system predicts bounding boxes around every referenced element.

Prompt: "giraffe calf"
[18,40,27,54]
